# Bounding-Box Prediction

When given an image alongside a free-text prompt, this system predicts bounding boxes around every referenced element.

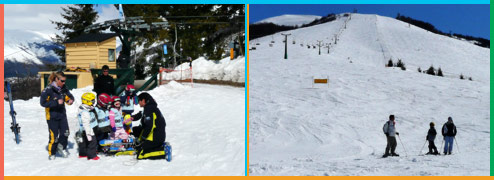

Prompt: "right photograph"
[248,4,489,176]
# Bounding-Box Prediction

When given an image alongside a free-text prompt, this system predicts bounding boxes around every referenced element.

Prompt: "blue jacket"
[40,83,74,121]
[120,91,138,112]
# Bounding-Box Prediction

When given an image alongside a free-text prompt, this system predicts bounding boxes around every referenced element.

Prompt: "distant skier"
[382,115,399,158]
[426,122,439,155]
[130,92,168,160]
[76,92,100,160]
[441,117,457,155]
[40,71,74,160]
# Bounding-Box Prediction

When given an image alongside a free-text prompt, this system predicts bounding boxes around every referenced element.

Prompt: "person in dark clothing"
[117,54,130,69]
[442,117,457,155]
[131,92,167,160]
[40,71,75,160]
[94,65,115,96]
[426,122,439,155]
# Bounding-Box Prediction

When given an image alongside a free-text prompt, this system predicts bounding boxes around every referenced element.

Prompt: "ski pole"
[397,134,408,157]
[419,140,427,155]
[454,137,460,154]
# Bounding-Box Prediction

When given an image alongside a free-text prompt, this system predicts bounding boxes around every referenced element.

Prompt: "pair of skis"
[5,82,20,144]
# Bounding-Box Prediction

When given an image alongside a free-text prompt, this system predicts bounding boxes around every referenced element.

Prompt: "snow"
[249,13,489,176]
[257,14,322,27]
[163,56,245,83]
[5,83,245,175]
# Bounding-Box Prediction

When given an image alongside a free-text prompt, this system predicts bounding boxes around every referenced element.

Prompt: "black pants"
[385,136,397,155]
[428,140,438,154]
[93,126,110,152]
[47,118,69,156]
[133,126,167,160]
[78,131,98,159]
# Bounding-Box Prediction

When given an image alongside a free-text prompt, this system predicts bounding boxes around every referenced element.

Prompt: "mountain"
[249,13,489,176]
[4,29,63,77]
[257,14,322,27]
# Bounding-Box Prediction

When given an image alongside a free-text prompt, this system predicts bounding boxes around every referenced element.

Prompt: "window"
[108,49,115,62]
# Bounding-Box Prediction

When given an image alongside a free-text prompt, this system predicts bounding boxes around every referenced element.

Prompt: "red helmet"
[97,93,113,109]
[125,84,135,92]
[111,96,121,107]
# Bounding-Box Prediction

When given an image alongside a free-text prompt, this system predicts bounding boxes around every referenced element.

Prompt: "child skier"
[94,93,113,151]
[109,96,129,140]
[120,85,138,134]
[77,92,100,160]
[426,122,439,155]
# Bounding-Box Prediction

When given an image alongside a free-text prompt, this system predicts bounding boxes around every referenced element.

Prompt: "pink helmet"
[97,93,113,109]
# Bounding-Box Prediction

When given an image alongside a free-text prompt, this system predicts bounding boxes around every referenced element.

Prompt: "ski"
[99,138,134,146]
[5,81,20,144]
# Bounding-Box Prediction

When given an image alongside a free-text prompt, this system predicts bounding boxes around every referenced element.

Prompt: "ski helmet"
[125,84,135,92]
[112,96,121,107]
[97,93,112,109]
[81,92,96,106]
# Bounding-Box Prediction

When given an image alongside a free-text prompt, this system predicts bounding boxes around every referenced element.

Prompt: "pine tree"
[387,59,393,67]
[460,74,464,79]
[418,67,422,73]
[51,4,99,63]
[426,65,435,75]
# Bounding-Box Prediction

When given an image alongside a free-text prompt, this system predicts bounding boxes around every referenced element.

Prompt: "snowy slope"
[249,13,489,176]
[5,83,245,175]
[4,29,60,65]
[257,14,321,27]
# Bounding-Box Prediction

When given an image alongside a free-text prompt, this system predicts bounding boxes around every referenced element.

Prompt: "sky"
[4,4,120,39]
[249,4,490,40]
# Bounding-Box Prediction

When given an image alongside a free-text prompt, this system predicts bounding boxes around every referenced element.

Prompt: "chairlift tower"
[281,33,291,59]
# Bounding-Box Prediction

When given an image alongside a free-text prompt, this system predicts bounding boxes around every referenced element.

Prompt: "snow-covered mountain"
[4,29,63,77]
[249,13,489,176]
[257,14,322,27]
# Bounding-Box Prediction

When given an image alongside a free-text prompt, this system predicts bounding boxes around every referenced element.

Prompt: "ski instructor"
[40,71,75,160]
[131,92,167,160]
[382,114,400,158]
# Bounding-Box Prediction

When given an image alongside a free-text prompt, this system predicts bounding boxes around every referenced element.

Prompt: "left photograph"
[4,4,245,176]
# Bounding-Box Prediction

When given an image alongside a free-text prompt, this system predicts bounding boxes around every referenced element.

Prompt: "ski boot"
[164,142,172,162]
[391,152,399,157]
[57,144,69,158]
[48,155,56,160]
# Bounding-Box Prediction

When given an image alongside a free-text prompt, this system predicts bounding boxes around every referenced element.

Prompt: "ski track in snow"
[5,83,245,176]
[249,14,489,176]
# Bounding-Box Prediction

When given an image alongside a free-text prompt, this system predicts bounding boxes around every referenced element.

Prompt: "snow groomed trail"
[249,13,489,176]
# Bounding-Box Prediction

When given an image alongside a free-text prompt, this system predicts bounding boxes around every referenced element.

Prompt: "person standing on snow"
[382,115,399,158]
[40,71,74,160]
[94,65,115,96]
[442,117,457,155]
[76,92,100,160]
[426,122,439,155]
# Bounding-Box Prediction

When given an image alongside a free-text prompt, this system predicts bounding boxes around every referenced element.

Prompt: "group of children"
[76,85,138,160]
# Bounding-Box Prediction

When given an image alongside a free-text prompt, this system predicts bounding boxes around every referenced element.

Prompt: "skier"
[441,117,457,155]
[76,92,100,160]
[94,65,115,96]
[109,96,128,140]
[426,122,439,155]
[120,84,138,134]
[131,92,168,160]
[382,115,399,158]
[94,93,113,151]
[40,71,74,160]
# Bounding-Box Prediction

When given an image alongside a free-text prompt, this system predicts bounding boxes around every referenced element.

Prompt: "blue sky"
[250,4,490,40]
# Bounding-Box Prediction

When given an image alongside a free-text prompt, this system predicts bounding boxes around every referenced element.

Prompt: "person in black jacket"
[40,71,75,160]
[426,122,439,155]
[94,65,115,96]
[131,92,167,160]
[442,117,457,155]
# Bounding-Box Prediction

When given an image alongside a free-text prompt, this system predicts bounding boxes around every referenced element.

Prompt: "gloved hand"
[112,126,116,132]
[395,132,399,136]
[87,135,92,142]
[132,111,143,120]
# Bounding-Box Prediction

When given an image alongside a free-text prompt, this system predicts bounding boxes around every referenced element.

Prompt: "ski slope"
[249,13,489,176]
[5,82,245,175]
